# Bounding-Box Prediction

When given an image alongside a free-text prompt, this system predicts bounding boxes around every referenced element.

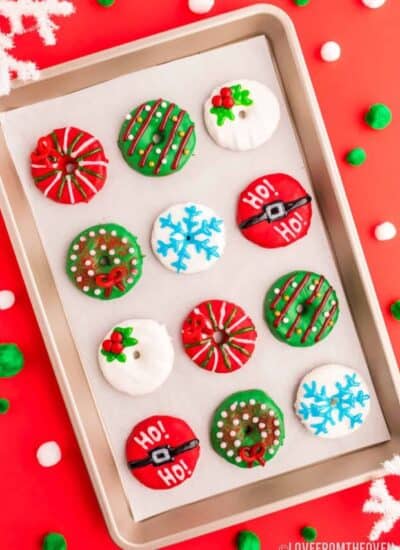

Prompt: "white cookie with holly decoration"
[98,319,174,396]
[204,79,280,151]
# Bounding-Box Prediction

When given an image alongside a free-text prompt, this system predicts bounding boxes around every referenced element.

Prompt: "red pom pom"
[212,95,222,107]
[220,87,232,97]
[222,97,234,109]
[111,331,123,343]
[102,339,113,352]
[111,342,124,354]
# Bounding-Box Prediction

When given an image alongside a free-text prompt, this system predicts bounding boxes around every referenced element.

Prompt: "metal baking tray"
[1,5,399,549]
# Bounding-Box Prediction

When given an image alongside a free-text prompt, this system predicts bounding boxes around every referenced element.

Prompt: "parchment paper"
[0,36,390,521]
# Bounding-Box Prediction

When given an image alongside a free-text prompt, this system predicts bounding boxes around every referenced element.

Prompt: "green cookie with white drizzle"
[118,98,196,177]
[264,270,339,347]
[66,223,143,300]
[210,389,285,468]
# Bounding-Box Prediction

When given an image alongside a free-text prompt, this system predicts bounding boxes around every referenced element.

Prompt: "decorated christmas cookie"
[126,415,200,489]
[237,174,312,248]
[182,300,257,373]
[204,80,280,151]
[30,127,108,204]
[118,99,196,176]
[98,319,174,396]
[66,223,143,300]
[264,270,339,347]
[295,365,371,438]
[151,203,225,274]
[210,389,285,468]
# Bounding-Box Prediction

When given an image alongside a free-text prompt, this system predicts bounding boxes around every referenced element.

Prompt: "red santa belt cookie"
[182,300,257,374]
[126,415,200,490]
[236,173,312,248]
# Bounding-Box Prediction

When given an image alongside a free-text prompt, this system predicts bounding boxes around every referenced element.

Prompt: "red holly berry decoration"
[212,95,222,107]
[111,342,124,354]
[102,339,113,352]
[220,87,232,98]
[222,97,234,109]
[111,331,123,343]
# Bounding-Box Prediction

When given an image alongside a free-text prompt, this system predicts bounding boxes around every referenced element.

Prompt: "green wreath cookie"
[66,223,143,300]
[264,270,339,347]
[118,99,196,177]
[210,389,285,468]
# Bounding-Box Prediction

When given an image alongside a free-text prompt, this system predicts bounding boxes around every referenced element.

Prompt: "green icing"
[390,300,400,320]
[42,532,67,550]
[301,526,318,542]
[97,0,115,6]
[210,84,253,126]
[0,343,24,378]
[346,147,367,166]
[365,103,392,130]
[118,99,196,177]
[0,398,10,414]
[101,326,138,362]
[237,530,261,550]
[210,389,285,469]
[66,223,143,301]
[264,270,339,348]
[294,0,310,5]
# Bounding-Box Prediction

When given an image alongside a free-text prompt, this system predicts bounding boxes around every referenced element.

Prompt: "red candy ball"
[220,87,232,97]
[102,339,113,352]
[222,97,234,109]
[111,331,123,343]
[111,342,124,354]
[212,95,222,107]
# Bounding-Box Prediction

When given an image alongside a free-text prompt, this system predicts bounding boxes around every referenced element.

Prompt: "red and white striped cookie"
[30,127,108,205]
[181,300,257,374]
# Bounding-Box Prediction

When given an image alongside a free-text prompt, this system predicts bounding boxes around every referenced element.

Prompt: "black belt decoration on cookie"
[127,439,200,470]
[239,195,312,229]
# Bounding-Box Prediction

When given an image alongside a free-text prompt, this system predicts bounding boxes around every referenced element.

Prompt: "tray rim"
[1,4,400,549]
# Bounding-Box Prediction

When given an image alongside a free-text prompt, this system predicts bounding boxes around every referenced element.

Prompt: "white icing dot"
[73,244,79,251]
[283,317,289,324]
[268,448,274,454]
[155,148,162,154]
[128,247,135,253]
[89,231,95,237]
[274,439,279,446]
[128,135,134,141]
[269,410,275,416]
[227,450,234,457]
[220,442,227,449]
[374,221,397,241]
[233,419,240,426]
[273,419,280,426]
[274,288,280,294]
[122,237,128,244]
[217,421,223,427]
[229,430,236,437]
[260,404,267,410]
[320,41,341,62]
[145,105,151,111]
[331,300,337,306]
[252,417,259,424]
[221,411,228,418]
[216,432,223,439]
[188,0,215,14]
[111,230,117,236]
[234,440,241,448]
[100,245,107,251]
[125,113,132,120]
[83,286,89,292]
[161,158,167,165]
[242,413,249,420]
[88,270,95,276]
[0,290,15,310]
[94,289,101,296]
[156,112,162,118]
[249,399,255,405]
[84,260,91,266]
[109,249,115,256]
[259,422,266,429]
[171,144,178,150]
[235,456,242,463]
[80,236,86,242]
[261,431,267,438]
[70,266,77,272]
[292,281,298,288]
[161,101,167,108]
[89,250,96,256]
[362,0,386,8]
[99,228,106,235]
[324,311,330,318]
[36,441,61,467]
[312,326,318,332]
[240,401,246,408]
[113,258,121,266]
[76,276,82,282]
[309,285,315,291]
[275,430,280,436]
[230,402,237,411]
[127,277,133,284]
[131,259,137,265]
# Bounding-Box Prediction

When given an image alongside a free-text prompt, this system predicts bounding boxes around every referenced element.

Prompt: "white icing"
[294,364,371,439]
[374,221,397,241]
[320,41,341,62]
[188,0,215,14]
[0,290,15,310]
[362,0,386,7]
[36,441,62,467]
[98,319,174,396]
[204,79,280,151]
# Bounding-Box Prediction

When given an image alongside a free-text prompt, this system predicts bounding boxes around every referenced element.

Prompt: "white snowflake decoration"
[0,0,75,95]
[363,455,400,541]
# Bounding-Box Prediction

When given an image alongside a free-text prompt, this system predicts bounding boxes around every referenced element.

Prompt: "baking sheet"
[0,36,390,521]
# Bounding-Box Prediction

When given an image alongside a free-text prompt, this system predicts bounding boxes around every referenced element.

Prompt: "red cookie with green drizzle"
[181,300,257,373]
[118,99,196,177]
[66,223,143,300]
[264,270,339,347]
[30,127,108,204]
[210,389,285,468]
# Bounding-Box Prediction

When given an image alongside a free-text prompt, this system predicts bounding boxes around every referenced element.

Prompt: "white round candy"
[188,0,215,14]
[151,203,225,274]
[374,221,397,241]
[36,441,62,467]
[320,41,341,62]
[295,364,371,439]
[0,290,15,310]
[362,0,386,7]
[98,319,174,396]
[204,79,280,151]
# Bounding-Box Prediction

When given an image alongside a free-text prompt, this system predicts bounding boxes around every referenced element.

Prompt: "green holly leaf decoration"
[42,532,67,550]
[0,343,24,378]
[210,84,253,126]
[101,349,127,363]
[100,326,138,363]
[210,106,235,127]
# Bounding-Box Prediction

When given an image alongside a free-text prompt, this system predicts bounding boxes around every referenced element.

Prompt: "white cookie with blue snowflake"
[295,364,371,439]
[151,203,225,274]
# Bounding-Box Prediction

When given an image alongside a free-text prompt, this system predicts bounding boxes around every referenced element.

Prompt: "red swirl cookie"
[126,415,200,490]
[236,173,312,248]
[30,127,108,204]
[182,300,257,374]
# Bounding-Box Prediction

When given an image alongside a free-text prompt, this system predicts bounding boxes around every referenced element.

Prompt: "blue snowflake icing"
[297,373,370,435]
[156,204,224,273]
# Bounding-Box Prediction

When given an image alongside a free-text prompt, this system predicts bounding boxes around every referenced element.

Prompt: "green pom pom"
[301,526,318,542]
[293,0,311,5]
[0,343,24,378]
[365,103,392,130]
[97,0,115,6]
[0,398,10,414]
[42,532,67,550]
[236,530,261,550]
[346,147,367,166]
[390,300,400,320]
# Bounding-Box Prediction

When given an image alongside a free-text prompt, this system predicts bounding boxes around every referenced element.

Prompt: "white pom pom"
[188,0,215,14]
[362,0,386,8]
[0,290,15,310]
[36,441,62,467]
[374,222,397,241]
[320,41,341,62]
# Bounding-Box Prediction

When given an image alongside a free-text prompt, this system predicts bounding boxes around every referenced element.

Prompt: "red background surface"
[1,0,400,548]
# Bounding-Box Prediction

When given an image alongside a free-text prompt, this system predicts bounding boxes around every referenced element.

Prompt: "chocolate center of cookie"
[238,110,247,119]
[133,350,141,360]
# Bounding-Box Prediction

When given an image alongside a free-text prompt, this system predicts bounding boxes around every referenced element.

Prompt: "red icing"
[111,331,123,343]
[30,127,108,205]
[125,415,200,490]
[102,340,113,352]
[236,173,312,249]
[181,300,257,374]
